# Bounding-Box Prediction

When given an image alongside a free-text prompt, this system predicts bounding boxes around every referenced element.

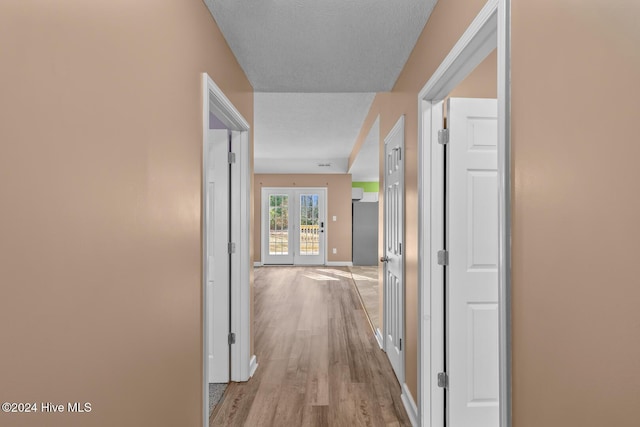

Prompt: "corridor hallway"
[210,267,410,426]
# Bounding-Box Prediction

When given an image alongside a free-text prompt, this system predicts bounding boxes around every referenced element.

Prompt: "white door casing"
[446,98,499,427]
[206,129,230,383]
[383,116,405,382]
[262,188,326,266]
[202,73,254,427]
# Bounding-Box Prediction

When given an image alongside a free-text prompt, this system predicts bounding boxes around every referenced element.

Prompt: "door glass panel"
[299,194,319,256]
[269,194,289,255]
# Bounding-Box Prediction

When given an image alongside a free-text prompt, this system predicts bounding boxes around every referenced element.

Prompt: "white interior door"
[382,116,404,382]
[263,188,326,265]
[446,98,499,427]
[206,129,230,383]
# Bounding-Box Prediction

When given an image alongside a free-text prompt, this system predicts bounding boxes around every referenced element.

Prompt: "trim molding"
[325,261,353,267]
[206,76,250,131]
[497,1,512,426]
[249,355,258,378]
[418,0,498,102]
[230,129,252,383]
[374,328,383,349]
[401,383,418,427]
[253,262,263,267]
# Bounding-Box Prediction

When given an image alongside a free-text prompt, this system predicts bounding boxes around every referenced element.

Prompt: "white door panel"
[447,98,498,427]
[383,116,404,382]
[207,129,230,383]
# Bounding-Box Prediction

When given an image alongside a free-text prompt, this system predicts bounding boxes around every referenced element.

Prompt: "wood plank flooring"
[211,266,410,427]
[349,266,380,331]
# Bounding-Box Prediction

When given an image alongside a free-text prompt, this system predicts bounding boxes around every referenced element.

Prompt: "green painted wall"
[352,181,379,192]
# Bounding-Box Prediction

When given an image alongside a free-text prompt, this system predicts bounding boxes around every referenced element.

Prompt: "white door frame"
[417,1,511,426]
[202,73,256,427]
[261,187,328,266]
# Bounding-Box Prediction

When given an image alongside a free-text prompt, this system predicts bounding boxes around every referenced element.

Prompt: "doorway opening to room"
[418,1,511,426]
[201,74,254,427]
[349,116,382,347]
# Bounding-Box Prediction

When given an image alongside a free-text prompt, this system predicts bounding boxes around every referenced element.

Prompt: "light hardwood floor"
[349,266,380,331]
[210,266,410,427]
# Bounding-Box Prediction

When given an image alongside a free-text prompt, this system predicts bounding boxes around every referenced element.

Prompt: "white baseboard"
[374,328,384,349]
[325,261,353,267]
[253,261,263,267]
[401,383,418,427]
[249,355,258,378]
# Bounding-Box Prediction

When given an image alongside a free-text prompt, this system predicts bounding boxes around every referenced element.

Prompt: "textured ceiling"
[349,116,380,182]
[253,93,375,174]
[204,0,437,92]
[204,1,437,175]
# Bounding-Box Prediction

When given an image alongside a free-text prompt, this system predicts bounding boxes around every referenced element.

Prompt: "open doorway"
[202,74,255,427]
[348,115,382,345]
[418,0,511,426]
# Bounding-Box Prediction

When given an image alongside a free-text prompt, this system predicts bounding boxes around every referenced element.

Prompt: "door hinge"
[438,129,449,145]
[399,242,402,255]
[437,250,448,266]
[228,152,236,164]
[228,242,236,254]
[398,147,402,160]
[399,338,402,351]
[228,332,236,345]
[437,372,448,388]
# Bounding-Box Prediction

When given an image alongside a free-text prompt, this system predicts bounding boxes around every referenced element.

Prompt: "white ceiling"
[204,0,437,174]
[349,116,380,182]
[253,92,375,174]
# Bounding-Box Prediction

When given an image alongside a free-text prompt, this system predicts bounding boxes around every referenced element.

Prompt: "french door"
[262,188,326,265]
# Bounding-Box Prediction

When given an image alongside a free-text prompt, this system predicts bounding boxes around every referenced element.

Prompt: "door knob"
[380,256,389,263]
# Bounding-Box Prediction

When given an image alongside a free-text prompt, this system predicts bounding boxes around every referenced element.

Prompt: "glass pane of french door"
[299,194,320,256]
[268,194,289,255]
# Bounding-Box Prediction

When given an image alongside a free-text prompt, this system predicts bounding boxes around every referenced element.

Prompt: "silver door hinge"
[228,242,236,254]
[399,242,402,255]
[437,250,448,266]
[398,147,402,160]
[437,372,448,388]
[399,338,402,351]
[228,332,236,345]
[228,152,236,164]
[438,129,449,145]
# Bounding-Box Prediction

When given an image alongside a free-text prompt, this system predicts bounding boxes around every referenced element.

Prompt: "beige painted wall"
[254,174,352,263]
[0,1,252,426]
[352,0,640,423]
[3,0,638,425]
[511,1,640,425]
